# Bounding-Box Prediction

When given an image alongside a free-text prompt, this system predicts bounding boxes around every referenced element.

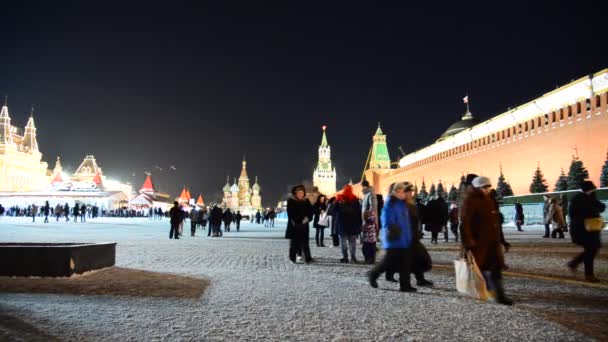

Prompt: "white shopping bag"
[454,250,488,301]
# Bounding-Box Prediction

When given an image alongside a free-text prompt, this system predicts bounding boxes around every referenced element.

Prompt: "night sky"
[0,2,605,204]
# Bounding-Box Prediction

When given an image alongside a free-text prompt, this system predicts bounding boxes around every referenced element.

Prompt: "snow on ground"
[0,218,603,341]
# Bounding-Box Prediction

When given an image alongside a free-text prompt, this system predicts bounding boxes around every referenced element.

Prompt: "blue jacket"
[381,198,413,249]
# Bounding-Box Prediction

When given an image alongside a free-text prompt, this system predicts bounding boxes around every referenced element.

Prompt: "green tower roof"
[321,125,328,147]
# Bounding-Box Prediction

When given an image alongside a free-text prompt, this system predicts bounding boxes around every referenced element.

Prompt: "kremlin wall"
[359,68,608,197]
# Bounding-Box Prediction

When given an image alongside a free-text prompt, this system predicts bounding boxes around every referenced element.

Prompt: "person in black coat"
[80,204,87,223]
[235,211,242,232]
[286,185,314,263]
[514,201,525,232]
[567,181,606,283]
[43,201,50,223]
[425,196,449,244]
[223,209,233,232]
[209,205,223,237]
[312,195,328,247]
[169,201,182,239]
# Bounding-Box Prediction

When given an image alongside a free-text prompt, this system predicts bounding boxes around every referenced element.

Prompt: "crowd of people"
[166,203,279,239]
[286,175,606,305]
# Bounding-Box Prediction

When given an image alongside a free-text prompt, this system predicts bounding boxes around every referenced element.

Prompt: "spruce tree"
[457,175,466,193]
[418,180,428,202]
[530,165,549,193]
[555,168,569,191]
[600,150,608,188]
[567,156,589,190]
[437,181,446,199]
[448,184,458,201]
[429,183,437,199]
[496,166,514,198]
[413,184,419,199]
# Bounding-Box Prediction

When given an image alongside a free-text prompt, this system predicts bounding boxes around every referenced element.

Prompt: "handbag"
[318,212,330,228]
[584,217,605,232]
[411,242,432,273]
[454,250,488,301]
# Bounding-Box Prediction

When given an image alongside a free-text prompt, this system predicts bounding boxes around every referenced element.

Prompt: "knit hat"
[581,181,596,192]
[472,176,491,188]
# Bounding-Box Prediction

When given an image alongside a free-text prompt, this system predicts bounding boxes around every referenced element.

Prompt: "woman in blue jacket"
[369,182,416,292]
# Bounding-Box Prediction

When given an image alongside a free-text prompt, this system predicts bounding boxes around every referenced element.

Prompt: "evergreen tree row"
[413,150,608,202]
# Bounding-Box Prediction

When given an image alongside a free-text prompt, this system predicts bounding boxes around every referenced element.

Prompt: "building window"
[586,98,592,112]
[530,120,535,130]
[567,106,572,118]
[544,113,549,125]
[577,102,582,114]
[551,112,556,123]
[559,108,564,121]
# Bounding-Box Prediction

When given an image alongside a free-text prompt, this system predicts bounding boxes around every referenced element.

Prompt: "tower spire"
[321,125,328,147]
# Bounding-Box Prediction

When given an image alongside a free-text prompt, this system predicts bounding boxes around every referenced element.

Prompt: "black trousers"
[570,247,599,276]
[289,236,311,262]
[544,224,550,237]
[236,221,240,232]
[370,248,412,289]
[332,234,340,246]
[170,223,179,239]
[449,223,459,241]
[315,228,325,246]
[191,222,197,236]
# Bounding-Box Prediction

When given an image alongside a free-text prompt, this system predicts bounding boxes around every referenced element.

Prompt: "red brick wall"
[372,93,608,196]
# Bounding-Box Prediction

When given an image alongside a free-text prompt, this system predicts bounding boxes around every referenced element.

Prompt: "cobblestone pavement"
[1,218,607,341]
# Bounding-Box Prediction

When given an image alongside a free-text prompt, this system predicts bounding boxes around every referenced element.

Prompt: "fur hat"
[581,181,596,192]
[472,176,491,188]
[291,184,306,195]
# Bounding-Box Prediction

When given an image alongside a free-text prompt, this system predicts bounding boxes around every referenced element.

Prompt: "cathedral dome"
[252,176,260,191]
[437,109,478,142]
[230,182,239,193]
[223,178,231,192]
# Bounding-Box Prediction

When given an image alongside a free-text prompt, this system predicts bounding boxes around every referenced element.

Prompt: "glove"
[302,217,309,224]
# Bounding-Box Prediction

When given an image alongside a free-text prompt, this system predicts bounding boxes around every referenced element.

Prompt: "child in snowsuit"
[361,211,378,264]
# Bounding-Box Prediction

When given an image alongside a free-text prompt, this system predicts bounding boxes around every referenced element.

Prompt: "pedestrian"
[235,211,242,232]
[313,195,328,247]
[361,210,377,264]
[369,182,416,292]
[255,210,262,224]
[567,181,605,283]
[461,176,513,305]
[514,200,525,232]
[43,201,50,223]
[80,204,87,222]
[285,185,313,263]
[189,208,198,237]
[326,197,340,247]
[425,195,448,244]
[210,205,223,237]
[169,201,181,239]
[31,204,38,222]
[64,203,70,222]
[55,204,62,221]
[361,180,378,227]
[72,204,79,223]
[448,202,459,242]
[269,209,276,227]
[405,182,434,287]
[542,195,551,238]
[415,197,426,238]
[547,197,566,239]
[331,185,362,263]
[223,209,233,232]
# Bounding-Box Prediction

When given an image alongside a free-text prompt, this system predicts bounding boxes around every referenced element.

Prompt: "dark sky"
[0,2,605,204]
